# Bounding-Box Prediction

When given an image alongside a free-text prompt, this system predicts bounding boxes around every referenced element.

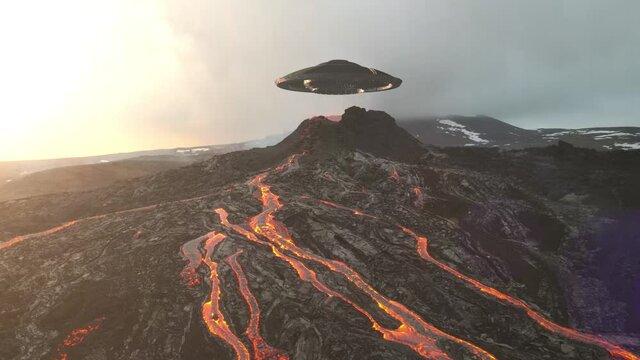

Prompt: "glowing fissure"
[318,200,379,220]
[214,154,495,360]
[199,232,251,360]
[1,193,214,252]
[413,186,425,208]
[389,168,401,183]
[56,316,106,360]
[226,249,290,360]
[316,198,639,360]
[0,221,79,251]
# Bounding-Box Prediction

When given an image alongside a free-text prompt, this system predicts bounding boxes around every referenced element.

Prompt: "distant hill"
[0,133,287,201]
[399,116,640,150]
[0,158,199,202]
[0,133,287,192]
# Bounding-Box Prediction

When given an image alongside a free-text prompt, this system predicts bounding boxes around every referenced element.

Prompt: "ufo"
[275,60,402,95]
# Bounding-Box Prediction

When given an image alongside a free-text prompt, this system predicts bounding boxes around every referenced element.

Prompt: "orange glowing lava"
[214,155,496,360]
[399,227,639,360]
[199,232,251,360]
[412,186,424,208]
[227,250,290,360]
[179,234,210,288]
[318,200,379,220]
[56,317,106,360]
[0,221,79,251]
[389,168,401,183]
[1,192,217,252]
[315,197,638,360]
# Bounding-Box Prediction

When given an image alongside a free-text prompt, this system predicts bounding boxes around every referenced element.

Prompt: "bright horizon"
[1,1,638,161]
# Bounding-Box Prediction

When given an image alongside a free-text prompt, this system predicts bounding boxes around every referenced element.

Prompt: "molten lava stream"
[226,156,496,360]
[315,198,639,360]
[0,192,218,252]
[217,207,457,360]
[227,249,290,360]
[179,234,210,287]
[197,232,251,360]
[399,227,640,360]
[56,317,106,360]
[0,220,79,251]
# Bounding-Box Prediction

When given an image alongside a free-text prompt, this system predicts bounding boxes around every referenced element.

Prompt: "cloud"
[158,0,639,136]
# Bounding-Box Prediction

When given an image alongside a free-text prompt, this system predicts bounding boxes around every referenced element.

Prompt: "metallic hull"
[275,60,402,95]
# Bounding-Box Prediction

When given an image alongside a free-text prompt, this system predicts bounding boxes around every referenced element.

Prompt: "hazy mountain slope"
[0,133,288,186]
[0,158,199,202]
[399,116,640,150]
[0,108,638,360]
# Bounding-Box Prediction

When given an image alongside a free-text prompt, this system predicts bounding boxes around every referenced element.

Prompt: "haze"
[1,1,638,161]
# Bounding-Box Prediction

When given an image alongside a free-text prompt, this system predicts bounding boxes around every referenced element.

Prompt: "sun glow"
[0,1,187,161]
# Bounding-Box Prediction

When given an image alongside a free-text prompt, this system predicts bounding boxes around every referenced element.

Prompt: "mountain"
[0,133,287,186]
[399,116,640,150]
[0,107,639,360]
[0,158,199,202]
[0,134,288,201]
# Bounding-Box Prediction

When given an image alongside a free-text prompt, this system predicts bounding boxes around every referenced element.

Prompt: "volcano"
[1,108,639,360]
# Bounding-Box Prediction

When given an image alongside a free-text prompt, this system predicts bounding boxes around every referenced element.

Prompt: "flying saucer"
[275,60,402,95]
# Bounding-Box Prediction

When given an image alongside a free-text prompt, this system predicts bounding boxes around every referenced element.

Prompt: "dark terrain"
[0,107,638,359]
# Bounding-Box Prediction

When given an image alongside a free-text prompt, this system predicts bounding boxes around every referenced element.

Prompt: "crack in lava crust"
[56,317,106,360]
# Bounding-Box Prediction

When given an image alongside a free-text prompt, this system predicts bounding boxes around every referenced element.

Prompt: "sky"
[0,1,639,161]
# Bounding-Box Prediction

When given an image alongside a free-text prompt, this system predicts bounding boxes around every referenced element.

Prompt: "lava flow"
[224,155,496,360]
[226,249,290,360]
[400,227,640,360]
[217,207,458,360]
[56,316,106,360]
[216,206,455,359]
[0,220,79,251]
[179,234,211,287]
[0,192,217,252]
[199,232,251,360]
[315,198,639,360]
[389,168,401,183]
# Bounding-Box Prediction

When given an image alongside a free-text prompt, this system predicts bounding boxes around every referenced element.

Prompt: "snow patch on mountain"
[176,147,210,154]
[543,129,637,140]
[594,132,636,140]
[614,142,640,150]
[438,120,489,144]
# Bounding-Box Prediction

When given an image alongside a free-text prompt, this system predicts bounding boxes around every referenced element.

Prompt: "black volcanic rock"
[274,106,425,163]
[1,108,639,359]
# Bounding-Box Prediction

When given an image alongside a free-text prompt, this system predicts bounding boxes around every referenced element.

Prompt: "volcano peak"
[274,107,425,163]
